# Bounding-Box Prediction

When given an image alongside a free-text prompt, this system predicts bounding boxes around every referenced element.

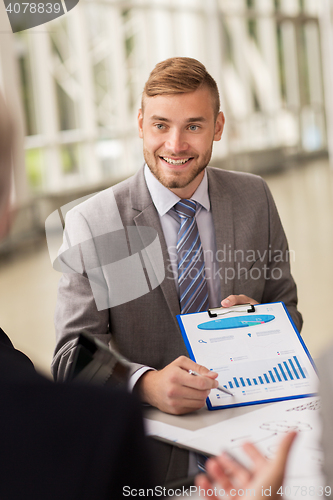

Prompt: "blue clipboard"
[177,302,318,411]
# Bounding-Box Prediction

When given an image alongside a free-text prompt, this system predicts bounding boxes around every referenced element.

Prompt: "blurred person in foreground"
[0,90,299,500]
[0,91,154,499]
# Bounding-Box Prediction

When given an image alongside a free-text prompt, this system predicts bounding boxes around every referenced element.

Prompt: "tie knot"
[173,199,197,219]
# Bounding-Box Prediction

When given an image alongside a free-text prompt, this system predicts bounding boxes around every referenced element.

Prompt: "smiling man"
[53,57,302,484]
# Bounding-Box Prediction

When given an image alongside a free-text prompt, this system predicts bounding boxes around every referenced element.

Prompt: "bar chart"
[221,355,307,390]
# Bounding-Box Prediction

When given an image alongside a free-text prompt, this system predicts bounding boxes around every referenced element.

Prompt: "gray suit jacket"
[52,166,302,483]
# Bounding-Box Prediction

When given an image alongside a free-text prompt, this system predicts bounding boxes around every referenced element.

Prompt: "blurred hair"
[142,57,220,119]
[0,92,13,216]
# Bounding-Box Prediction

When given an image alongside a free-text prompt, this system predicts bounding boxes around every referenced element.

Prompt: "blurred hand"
[137,356,218,415]
[221,294,259,308]
[195,431,297,500]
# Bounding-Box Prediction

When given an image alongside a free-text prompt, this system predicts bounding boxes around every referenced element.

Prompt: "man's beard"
[143,147,213,190]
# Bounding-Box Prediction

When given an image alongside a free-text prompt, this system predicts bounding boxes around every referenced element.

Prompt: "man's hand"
[221,294,259,308]
[137,356,219,415]
[195,431,297,500]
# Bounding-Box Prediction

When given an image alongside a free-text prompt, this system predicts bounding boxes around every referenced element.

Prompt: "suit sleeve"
[51,208,144,381]
[260,179,303,332]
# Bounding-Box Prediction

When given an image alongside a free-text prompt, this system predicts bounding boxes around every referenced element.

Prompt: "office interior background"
[0,0,333,376]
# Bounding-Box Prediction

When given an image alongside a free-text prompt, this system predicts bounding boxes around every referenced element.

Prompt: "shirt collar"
[144,164,210,216]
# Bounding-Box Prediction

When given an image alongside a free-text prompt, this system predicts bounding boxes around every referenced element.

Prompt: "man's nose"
[165,130,188,153]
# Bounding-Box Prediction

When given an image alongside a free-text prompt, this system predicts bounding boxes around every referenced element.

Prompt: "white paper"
[147,398,327,499]
[181,397,326,498]
[178,302,319,409]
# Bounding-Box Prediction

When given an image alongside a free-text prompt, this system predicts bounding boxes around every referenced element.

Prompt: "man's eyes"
[153,123,200,131]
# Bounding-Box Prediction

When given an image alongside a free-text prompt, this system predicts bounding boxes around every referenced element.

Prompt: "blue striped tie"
[173,199,209,314]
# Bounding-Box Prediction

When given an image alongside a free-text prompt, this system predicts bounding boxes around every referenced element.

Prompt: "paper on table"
[180,397,325,498]
[177,302,318,409]
[146,397,325,498]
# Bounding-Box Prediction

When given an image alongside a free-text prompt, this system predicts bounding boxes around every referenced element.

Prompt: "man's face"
[138,86,224,198]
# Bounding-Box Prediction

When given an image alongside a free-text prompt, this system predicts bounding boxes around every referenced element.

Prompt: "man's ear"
[138,109,143,138]
[214,112,225,141]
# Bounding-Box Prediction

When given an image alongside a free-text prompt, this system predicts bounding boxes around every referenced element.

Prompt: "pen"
[188,370,234,396]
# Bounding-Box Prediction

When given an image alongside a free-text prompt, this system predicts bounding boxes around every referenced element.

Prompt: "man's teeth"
[162,157,190,165]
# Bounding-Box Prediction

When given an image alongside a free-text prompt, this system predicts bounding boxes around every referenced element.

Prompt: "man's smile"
[159,156,194,166]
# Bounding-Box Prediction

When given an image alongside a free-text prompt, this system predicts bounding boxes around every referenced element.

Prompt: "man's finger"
[194,362,218,379]
[195,474,219,499]
[174,356,218,382]
[243,432,296,471]
[168,383,211,402]
[183,370,219,391]
[206,457,240,491]
[214,452,253,485]
[242,441,268,467]
[274,431,297,468]
[221,294,259,307]
[175,356,217,374]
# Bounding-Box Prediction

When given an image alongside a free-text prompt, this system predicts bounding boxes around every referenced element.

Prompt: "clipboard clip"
[208,303,255,318]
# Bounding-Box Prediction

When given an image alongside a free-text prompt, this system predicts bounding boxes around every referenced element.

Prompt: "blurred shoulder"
[207,166,266,187]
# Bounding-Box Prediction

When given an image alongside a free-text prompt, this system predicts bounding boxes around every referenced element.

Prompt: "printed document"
[177,302,318,410]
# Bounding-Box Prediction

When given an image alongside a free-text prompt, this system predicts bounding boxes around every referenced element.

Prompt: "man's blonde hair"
[142,57,220,119]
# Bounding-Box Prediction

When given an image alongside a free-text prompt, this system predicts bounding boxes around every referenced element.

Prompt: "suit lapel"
[207,168,235,300]
[129,168,181,323]
[128,167,236,317]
